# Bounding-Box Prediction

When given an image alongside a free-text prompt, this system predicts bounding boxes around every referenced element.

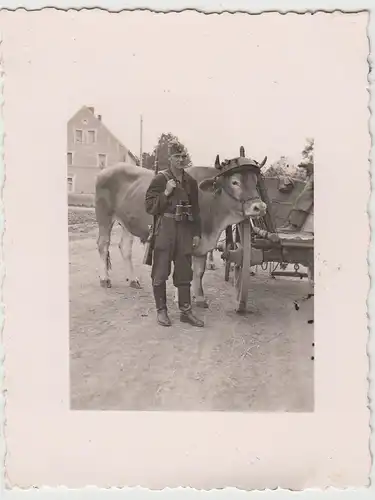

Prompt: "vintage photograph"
[2,8,370,489]
[68,10,315,412]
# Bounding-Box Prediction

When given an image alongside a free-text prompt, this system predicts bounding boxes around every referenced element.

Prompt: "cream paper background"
[0,8,371,490]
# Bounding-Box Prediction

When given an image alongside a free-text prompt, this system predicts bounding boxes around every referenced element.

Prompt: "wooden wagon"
[220,148,314,314]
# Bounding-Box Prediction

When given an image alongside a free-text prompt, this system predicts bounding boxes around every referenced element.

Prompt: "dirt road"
[69,208,314,411]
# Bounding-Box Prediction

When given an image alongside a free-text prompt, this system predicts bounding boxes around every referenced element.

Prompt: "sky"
[35,10,367,166]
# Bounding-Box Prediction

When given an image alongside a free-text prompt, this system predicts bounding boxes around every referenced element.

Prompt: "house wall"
[67,106,137,194]
[67,166,100,194]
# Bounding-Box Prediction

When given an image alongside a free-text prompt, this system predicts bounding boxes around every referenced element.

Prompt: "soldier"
[279,159,314,232]
[145,140,204,328]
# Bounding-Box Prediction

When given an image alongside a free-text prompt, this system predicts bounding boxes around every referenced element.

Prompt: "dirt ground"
[69,207,314,412]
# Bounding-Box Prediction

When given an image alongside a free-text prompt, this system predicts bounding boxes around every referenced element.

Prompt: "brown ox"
[95,155,267,308]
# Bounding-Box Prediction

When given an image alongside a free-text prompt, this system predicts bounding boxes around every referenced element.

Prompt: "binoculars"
[175,201,194,222]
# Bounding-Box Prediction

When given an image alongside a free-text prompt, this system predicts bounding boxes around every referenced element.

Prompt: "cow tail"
[106,251,112,271]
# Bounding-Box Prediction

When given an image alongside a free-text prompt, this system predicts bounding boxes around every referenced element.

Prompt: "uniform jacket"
[145,169,202,255]
[294,175,314,213]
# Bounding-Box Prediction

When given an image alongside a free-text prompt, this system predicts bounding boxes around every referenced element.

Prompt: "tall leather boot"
[178,285,204,327]
[153,284,171,327]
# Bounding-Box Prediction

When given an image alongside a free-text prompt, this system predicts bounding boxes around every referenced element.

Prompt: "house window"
[67,152,73,166]
[75,129,83,143]
[98,154,107,169]
[67,176,74,193]
[87,130,96,144]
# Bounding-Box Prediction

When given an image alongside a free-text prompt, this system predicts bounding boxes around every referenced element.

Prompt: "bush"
[263,156,307,181]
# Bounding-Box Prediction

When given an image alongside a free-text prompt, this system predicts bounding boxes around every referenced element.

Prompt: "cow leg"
[173,287,179,305]
[95,194,115,288]
[192,254,209,308]
[118,225,142,289]
[97,220,114,289]
[207,250,216,270]
[174,253,212,304]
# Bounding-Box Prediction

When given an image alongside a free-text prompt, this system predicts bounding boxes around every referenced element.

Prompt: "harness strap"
[215,176,261,217]
[160,169,192,198]
[160,170,170,181]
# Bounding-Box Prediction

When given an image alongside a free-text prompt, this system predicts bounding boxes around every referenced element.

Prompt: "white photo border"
[0,1,374,498]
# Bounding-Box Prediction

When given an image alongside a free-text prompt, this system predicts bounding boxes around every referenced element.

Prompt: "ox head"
[198,147,268,218]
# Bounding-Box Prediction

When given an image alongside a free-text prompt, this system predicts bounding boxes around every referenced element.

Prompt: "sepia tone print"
[1,8,370,489]
[67,21,315,411]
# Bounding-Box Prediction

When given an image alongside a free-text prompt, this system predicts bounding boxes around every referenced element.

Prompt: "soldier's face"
[170,153,188,170]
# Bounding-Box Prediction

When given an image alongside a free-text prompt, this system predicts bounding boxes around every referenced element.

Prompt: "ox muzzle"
[242,199,267,218]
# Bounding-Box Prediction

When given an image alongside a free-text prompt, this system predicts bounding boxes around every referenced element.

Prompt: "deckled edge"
[0,4,372,14]
[0,19,5,497]
[0,6,373,496]
[366,5,374,493]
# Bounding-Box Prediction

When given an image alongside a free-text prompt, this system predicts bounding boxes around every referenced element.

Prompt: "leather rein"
[213,173,262,218]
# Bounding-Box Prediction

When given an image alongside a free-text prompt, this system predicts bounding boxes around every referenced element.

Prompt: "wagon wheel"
[233,219,252,314]
[224,225,237,281]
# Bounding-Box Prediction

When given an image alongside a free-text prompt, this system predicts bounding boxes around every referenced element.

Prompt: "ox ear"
[199,177,220,193]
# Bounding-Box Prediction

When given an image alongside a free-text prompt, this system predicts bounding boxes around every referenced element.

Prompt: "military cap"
[169,140,186,156]
[298,158,314,172]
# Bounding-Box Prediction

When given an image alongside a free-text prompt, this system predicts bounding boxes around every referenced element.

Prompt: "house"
[67,106,139,195]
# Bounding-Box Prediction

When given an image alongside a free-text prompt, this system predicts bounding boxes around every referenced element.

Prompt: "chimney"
[87,106,95,114]
[98,114,102,121]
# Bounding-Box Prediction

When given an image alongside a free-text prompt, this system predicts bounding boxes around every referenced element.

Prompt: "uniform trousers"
[151,217,194,312]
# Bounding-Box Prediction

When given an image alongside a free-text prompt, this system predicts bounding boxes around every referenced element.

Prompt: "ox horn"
[215,154,221,169]
[259,156,267,168]
[240,146,245,157]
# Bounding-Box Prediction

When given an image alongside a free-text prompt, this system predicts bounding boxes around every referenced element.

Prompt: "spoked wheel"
[224,225,237,282]
[233,219,252,314]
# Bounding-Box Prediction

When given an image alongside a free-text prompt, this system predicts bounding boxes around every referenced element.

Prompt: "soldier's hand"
[164,179,177,196]
[192,236,201,249]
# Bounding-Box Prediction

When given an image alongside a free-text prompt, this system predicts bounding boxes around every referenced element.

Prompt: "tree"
[263,156,289,178]
[294,137,314,179]
[141,132,192,171]
[261,138,314,181]
[264,156,306,180]
[301,137,314,163]
[141,151,155,170]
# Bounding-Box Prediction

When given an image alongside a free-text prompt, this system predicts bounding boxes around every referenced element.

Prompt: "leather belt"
[162,213,192,221]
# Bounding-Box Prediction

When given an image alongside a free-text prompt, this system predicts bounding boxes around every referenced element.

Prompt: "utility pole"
[140,114,143,168]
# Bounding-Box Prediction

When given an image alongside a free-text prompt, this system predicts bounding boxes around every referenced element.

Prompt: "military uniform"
[145,164,204,327]
[280,160,314,232]
[288,175,314,228]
